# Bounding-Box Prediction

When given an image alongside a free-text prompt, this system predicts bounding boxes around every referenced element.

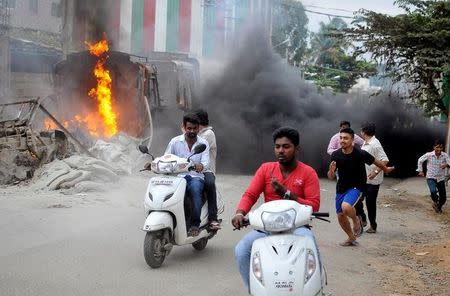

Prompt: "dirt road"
[0,174,448,295]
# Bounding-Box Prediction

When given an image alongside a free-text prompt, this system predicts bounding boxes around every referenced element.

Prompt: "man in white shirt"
[165,113,209,237]
[360,122,389,233]
[417,140,450,213]
[195,109,220,229]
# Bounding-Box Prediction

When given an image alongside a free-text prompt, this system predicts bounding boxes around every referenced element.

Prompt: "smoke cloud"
[73,1,109,41]
[198,27,445,177]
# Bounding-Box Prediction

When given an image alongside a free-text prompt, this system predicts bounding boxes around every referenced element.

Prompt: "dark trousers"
[426,178,447,209]
[204,172,218,221]
[364,184,380,230]
[355,194,367,225]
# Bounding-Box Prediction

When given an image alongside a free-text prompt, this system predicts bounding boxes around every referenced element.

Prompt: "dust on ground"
[365,177,450,296]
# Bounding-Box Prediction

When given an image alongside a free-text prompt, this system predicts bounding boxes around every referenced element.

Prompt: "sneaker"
[188,226,200,237]
[432,202,440,213]
[366,227,377,233]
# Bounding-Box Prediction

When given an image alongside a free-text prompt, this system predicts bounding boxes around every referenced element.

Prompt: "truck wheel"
[144,231,168,268]
[192,238,208,251]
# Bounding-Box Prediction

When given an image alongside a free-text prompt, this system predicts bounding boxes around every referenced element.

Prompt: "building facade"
[8,0,62,34]
[0,0,63,99]
[64,0,271,58]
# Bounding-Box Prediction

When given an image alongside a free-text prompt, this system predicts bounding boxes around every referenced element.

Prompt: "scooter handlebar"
[232,218,249,231]
[312,212,329,217]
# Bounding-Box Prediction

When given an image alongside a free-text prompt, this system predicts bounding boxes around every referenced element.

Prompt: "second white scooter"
[139,144,224,268]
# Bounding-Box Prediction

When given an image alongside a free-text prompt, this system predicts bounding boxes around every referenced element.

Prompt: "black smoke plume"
[70,0,117,47]
[198,27,445,177]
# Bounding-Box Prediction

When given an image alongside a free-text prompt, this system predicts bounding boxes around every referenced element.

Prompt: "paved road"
[0,174,392,296]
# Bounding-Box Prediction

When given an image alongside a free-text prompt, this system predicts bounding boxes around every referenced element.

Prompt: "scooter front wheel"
[144,230,168,268]
[192,237,208,251]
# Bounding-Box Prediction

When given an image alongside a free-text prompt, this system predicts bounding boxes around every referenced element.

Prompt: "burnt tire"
[192,237,208,251]
[144,231,167,268]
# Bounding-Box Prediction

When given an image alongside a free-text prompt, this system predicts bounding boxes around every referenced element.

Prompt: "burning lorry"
[52,47,200,143]
[0,41,200,185]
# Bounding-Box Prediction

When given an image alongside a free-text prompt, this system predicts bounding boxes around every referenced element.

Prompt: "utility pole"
[0,0,10,98]
[444,72,450,155]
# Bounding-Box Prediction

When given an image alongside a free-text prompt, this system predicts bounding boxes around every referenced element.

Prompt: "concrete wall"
[10,72,54,98]
[9,0,62,34]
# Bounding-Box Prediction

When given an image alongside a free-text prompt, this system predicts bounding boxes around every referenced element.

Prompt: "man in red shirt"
[232,127,321,290]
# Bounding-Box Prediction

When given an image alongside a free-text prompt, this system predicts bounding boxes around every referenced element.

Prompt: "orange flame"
[85,37,118,138]
[44,118,69,130]
[86,39,109,57]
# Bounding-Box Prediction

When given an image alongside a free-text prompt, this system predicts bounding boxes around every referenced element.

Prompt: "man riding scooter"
[165,113,209,237]
[232,127,321,291]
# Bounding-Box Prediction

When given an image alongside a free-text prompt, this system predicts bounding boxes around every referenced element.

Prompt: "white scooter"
[242,200,329,296]
[138,144,224,268]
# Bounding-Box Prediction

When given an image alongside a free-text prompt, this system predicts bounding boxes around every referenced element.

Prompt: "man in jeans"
[232,127,321,290]
[195,109,220,229]
[360,122,389,233]
[165,113,209,236]
[417,140,450,213]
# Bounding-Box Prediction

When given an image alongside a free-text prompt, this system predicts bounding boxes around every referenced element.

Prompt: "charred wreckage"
[0,48,199,186]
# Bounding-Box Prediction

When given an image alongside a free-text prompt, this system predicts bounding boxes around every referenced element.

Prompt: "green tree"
[309,18,349,65]
[271,0,309,66]
[345,0,450,115]
[305,17,376,93]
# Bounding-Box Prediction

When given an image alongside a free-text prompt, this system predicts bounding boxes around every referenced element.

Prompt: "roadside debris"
[0,98,85,185]
[0,98,147,191]
[33,155,120,193]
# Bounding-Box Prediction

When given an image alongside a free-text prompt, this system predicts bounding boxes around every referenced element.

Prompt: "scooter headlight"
[252,251,264,286]
[148,192,153,201]
[304,249,316,283]
[156,161,177,174]
[261,209,296,232]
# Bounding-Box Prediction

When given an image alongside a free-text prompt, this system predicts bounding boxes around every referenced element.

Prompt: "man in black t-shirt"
[327,128,394,246]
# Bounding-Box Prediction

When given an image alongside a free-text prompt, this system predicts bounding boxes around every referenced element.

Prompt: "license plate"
[151,180,173,185]
[274,279,295,290]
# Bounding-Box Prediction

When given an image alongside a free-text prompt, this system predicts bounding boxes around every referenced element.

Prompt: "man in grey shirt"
[196,109,220,229]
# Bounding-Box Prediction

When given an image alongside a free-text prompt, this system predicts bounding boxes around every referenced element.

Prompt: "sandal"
[209,220,221,230]
[188,226,200,237]
[354,217,363,237]
[339,240,359,247]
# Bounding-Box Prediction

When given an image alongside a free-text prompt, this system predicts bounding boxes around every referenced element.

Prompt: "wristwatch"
[283,190,291,199]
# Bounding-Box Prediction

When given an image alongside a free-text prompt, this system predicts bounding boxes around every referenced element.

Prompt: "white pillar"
[189,0,203,57]
[119,0,132,53]
[154,0,168,52]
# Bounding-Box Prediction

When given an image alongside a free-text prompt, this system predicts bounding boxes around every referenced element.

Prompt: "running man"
[327,127,394,246]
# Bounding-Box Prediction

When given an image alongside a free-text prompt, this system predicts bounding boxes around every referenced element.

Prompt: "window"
[29,0,38,14]
[0,0,16,9]
[51,2,61,17]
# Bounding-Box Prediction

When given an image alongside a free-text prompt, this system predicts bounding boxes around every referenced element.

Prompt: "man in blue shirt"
[165,113,209,237]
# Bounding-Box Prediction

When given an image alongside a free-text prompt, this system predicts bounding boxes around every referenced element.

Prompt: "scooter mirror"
[193,143,207,154]
[187,144,207,162]
[138,144,149,154]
